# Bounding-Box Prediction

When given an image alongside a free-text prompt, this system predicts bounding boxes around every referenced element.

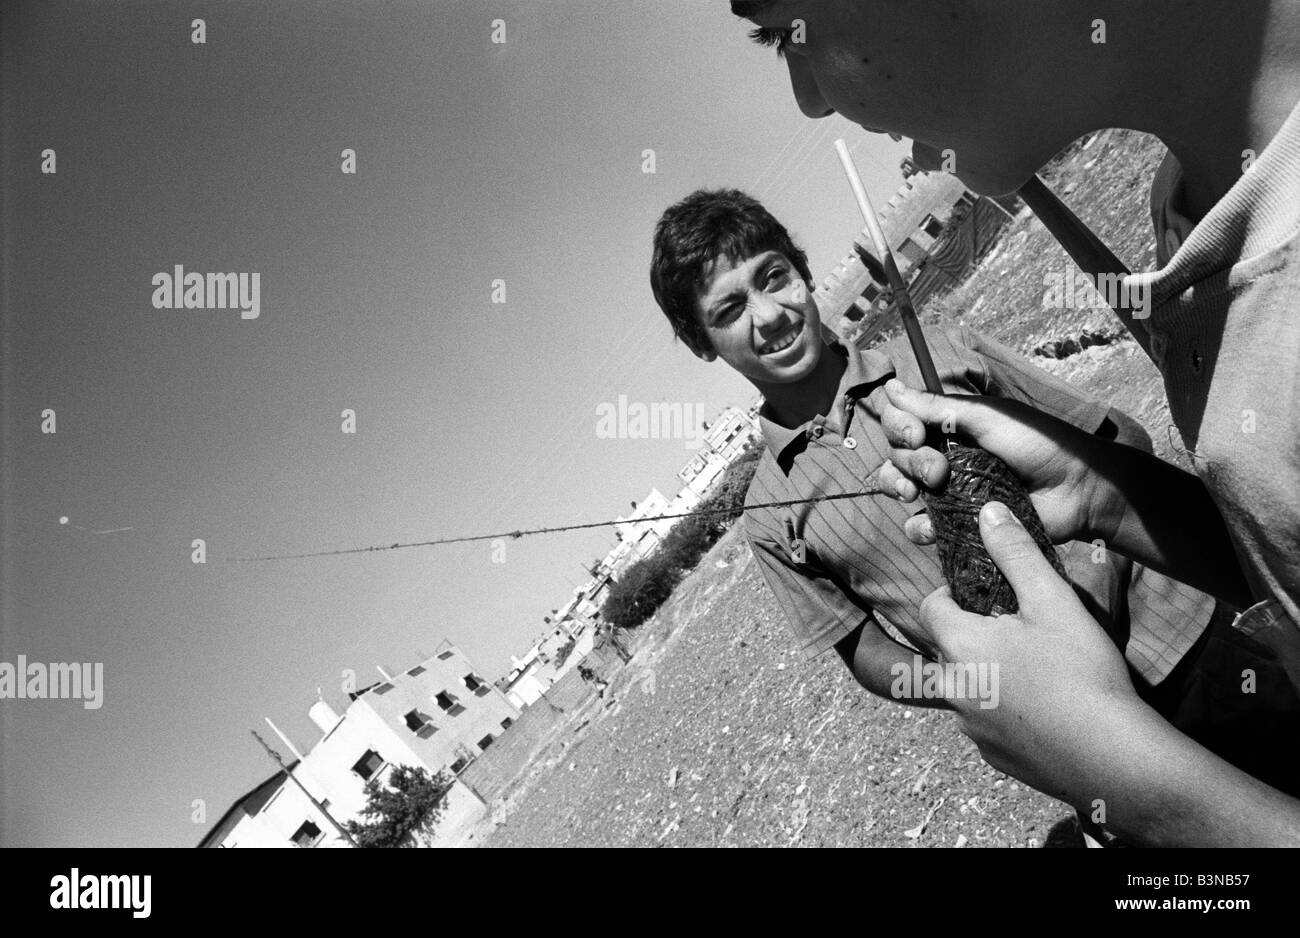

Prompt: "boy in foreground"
[725,0,1300,843]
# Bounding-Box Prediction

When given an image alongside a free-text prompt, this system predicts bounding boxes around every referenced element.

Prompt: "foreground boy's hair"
[650,188,812,351]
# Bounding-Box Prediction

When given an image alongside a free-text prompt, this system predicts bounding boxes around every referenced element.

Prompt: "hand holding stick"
[833,138,1065,615]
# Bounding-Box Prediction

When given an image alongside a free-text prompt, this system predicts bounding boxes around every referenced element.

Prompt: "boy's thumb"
[978,501,1065,615]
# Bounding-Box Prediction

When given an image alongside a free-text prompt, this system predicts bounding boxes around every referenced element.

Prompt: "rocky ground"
[479,130,1179,848]
[482,529,1078,847]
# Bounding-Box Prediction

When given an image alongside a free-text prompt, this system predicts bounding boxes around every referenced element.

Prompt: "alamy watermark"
[1042,267,1150,319]
[50,869,150,918]
[890,654,999,709]
[0,656,103,709]
[151,265,260,319]
[595,395,709,449]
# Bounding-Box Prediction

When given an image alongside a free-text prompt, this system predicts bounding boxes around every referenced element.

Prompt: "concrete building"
[814,168,1007,348]
[499,617,599,709]
[199,639,520,848]
[673,406,761,512]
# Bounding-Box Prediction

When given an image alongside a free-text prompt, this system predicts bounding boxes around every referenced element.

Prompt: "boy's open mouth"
[758,320,803,356]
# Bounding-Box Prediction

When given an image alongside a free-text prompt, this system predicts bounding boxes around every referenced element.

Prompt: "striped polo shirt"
[743,325,1215,682]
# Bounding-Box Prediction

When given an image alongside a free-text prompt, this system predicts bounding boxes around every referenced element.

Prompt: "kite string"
[221,485,886,563]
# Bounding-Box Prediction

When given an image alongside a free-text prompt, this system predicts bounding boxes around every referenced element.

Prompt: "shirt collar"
[757,340,896,464]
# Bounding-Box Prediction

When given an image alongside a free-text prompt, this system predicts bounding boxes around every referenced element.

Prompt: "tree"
[345,764,453,848]
[601,556,682,629]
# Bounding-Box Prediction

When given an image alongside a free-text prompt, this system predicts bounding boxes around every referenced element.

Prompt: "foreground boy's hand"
[925,500,1300,846]
[865,378,1119,547]
[869,377,1256,609]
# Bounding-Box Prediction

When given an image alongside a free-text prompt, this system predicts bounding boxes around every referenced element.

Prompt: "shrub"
[601,555,683,629]
[600,441,767,629]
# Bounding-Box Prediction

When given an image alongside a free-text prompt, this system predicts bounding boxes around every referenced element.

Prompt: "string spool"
[922,445,1065,616]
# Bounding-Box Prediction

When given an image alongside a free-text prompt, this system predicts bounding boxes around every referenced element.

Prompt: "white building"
[672,406,761,512]
[499,596,602,709]
[199,640,520,848]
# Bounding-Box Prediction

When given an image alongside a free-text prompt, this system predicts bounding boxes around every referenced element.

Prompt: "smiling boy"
[647,190,1261,756]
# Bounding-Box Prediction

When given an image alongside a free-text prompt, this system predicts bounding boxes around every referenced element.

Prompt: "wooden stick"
[833,138,945,396]
[1017,175,1132,309]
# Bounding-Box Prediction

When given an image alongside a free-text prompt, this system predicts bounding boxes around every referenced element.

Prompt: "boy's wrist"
[1080,438,1131,547]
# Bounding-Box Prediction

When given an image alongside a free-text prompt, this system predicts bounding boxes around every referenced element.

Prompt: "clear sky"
[0,0,907,847]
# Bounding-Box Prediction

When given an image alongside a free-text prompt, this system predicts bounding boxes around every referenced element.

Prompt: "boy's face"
[735,0,1062,195]
[691,250,823,385]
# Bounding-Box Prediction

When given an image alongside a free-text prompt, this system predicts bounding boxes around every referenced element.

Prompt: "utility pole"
[251,730,360,848]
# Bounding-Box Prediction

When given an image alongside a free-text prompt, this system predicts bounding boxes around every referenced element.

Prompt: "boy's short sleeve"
[744,524,872,660]
[955,326,1112,434]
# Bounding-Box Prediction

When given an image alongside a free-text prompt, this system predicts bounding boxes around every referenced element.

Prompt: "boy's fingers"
[978,501,1073,618]
[885,378,998,444]
[918,586,982,655]
[888,445,951,491]
[878,393,929,451]
[904,512,935,545]
[883,379,955,427]
[875,461,920,502]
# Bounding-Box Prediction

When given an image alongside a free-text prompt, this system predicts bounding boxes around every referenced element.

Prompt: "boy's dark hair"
[650,188,812,353]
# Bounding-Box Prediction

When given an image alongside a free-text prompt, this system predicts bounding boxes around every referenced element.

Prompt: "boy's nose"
[752,294,790,328]
[787,56,834,119]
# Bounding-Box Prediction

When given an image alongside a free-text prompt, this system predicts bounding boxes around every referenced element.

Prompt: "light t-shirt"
[1135,94,1300,633]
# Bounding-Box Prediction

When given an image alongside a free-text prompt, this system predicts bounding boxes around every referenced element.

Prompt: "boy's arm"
[746,524,945,706]
[834,617,951,710]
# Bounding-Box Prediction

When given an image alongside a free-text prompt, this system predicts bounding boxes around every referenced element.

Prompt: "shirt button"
[843,437,857,449]
[1190,350,1203,373]
[810,426,823,440]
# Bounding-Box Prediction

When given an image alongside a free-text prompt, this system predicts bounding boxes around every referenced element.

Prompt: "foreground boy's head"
[650,188,823,388]
[730,0,1205,195]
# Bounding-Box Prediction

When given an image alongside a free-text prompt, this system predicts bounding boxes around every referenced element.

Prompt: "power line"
[222,485,885,563]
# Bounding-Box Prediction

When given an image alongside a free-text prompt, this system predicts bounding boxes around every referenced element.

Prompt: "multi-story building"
[815,167,1008,347]
[198,640,519,848]
[673,406,761,512]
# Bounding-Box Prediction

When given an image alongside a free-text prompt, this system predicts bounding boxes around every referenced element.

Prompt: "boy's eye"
[766,267,789,288]
[747,26,792,58]
[714,302,743,324]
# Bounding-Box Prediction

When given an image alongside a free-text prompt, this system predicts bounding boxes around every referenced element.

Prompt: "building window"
[922,213,943,239]
[462,673,482,691]
[291,820,323,848]
[435,691,464,715]
[500,717,514,730]
[404,710,436,738]
[407,665,426,676]
[373,682,394,695]
[352,750,384,781]
[449,757,468,773]
[477,734,495,752]
[437,650,455,661]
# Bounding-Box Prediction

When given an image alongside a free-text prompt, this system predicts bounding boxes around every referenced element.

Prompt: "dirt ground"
[479,130,1179,848]
[481,528,1080,847]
